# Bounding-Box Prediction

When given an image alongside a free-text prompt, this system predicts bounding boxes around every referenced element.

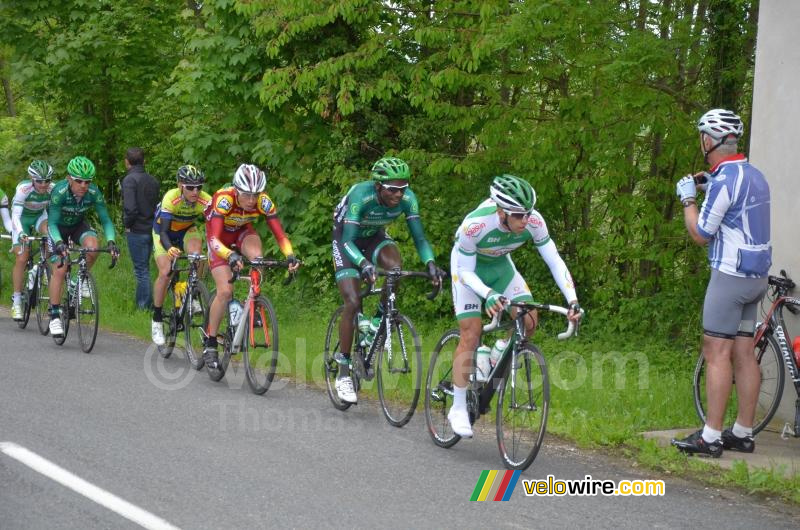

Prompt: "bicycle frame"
[167,253,206,323]
[755,295,800,385]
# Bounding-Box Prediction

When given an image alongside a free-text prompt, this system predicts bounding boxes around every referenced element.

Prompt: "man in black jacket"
[122,147,160,309]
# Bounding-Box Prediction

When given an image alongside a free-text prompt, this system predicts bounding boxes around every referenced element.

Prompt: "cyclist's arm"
[341,221,366,266]
[402,189,434,264]
[154,211,175,251]
[454,246,492,299]
[264,214,294,257]
[206,214,232,260]
[536,239,578,303]
[47,195,64,243]
[94,197,116,242]
[692,180,729,245]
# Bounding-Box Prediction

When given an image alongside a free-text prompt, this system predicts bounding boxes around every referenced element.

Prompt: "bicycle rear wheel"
[35,264,51,335]
[693,335,784,434]
[424,329,462,448]
[184,282,210,370]
[243,295,279,395]
[376,314,422,427]
[496,345,549,471]
[323,305,352,411]
[76,273,99,353]
[52,274,71,346]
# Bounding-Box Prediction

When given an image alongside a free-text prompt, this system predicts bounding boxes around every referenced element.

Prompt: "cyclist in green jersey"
[150,165,211,346]
[447,175,582,437]
[9,160,55,320]
[46,156,119,337]
[331,156,445,403]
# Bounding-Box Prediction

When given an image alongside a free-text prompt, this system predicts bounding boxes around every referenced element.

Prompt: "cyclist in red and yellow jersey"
[202,163,299,368]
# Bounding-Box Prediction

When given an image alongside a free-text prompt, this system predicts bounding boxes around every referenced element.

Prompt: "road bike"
[158,253,210,370]
[53,247,117,353]
[206,257,293,395]
[693,271,800,437]
[323,268,441,427]
[0,234,49,330]
[425,301,581,470]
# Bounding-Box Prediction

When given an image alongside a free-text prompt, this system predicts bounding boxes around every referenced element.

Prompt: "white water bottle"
[475,345,492,382]
[490,339,508,367]
[228,300,243,327]
[27,264,38,290]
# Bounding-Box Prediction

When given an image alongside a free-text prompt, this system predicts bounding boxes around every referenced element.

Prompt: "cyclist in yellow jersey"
[150,165,211,346]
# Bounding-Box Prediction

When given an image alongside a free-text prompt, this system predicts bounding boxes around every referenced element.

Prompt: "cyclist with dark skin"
[331,156,445,404]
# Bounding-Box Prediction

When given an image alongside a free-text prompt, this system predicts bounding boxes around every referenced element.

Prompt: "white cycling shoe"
[335,376,358,404]
[49,318,64,337]
[151,320,165,346]
[447,406,473,438]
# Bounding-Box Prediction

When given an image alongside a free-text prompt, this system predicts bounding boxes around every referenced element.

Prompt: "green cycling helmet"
[490,174,536,212]
[177,164,205,184]
[67,156,96,180]
[371,157,410,182]
[28,159,54,180]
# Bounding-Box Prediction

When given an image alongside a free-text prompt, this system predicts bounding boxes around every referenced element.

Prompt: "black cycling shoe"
[203,345,220,370]
[671,429,723,458]
[721,429,755,453]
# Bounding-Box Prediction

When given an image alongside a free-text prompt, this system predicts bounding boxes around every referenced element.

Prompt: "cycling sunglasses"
[32,179,50,185]
[504,210,532,220]
[183,184,202,191]
[71,177,91,185]
[380,183,408,194]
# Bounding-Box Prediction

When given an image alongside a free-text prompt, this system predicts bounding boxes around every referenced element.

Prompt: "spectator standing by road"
[672,109,771,457]
[121,147,160,310]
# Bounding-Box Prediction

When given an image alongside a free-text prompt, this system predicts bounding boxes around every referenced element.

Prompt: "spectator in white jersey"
[672,109,771,457]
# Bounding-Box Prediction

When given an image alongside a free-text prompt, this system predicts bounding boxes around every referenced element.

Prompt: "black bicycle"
[323,268,440,427]
[425,301,581,470]
[158,253,210,370]
[206,257,293,395]
[53,247,117,352]
[693,271,800,436]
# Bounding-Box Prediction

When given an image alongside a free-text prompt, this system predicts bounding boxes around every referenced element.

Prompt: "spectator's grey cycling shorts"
[703,269,768,339]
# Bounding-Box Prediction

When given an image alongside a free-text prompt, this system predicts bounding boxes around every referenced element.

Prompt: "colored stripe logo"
[470,470,521,501]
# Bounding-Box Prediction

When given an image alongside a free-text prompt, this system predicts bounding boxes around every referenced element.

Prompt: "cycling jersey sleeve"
[94,193,116,242]
[697,179,731,240]
[155,209,174,250]
[47,191,64,243]
[537,239,578,303]
[206,213,232,261]
[402,189,434,264]
[0,204,11,233]
[10,184,26,238]
[454,229,493,299]
[341,221,366,266]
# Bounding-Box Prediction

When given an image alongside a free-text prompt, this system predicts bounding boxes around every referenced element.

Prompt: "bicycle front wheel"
[243,295,280,395]
[424,329,462,448]
[693,335,785,434]
[159,282,178,358]
[496,345,549,471]
[35,264,51,335]
[76,273,99,353]
[376,314,422,427]
[19,267,34,329]
[184,282,210,370]
[323,305,352,411]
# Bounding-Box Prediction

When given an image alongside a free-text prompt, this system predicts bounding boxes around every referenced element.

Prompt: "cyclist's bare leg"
[207,265,234,338]
[153,254,173,308]
[453,317,482,388]
[12,245,30,294]
[731,334,760,428]
[703,335,735,431]
[336,277,361,377]
[239,234,262,261]
[49,249,68,306]
[82,235,100,269]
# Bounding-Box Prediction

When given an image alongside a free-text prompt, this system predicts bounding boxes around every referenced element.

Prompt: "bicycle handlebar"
[227,257,300,284]
[57,247,118,270]
[359,268,444,300]
[482,301,584,340]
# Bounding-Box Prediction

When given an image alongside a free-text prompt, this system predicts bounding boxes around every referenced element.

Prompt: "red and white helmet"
[233,163,267,193]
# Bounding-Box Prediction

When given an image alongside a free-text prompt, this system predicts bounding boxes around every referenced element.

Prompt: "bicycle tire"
[323,305,353,411]
[377,313,422,427]
[424,329,462,448]
[159,282,178,359]
[52,273,71,346]
[76,272,99,353]
[693,335,785,434]
[18,265,34,329]
[243,295,280,395]
[496,344,549,470]
[35,263,51,335]
[184,281,210,370]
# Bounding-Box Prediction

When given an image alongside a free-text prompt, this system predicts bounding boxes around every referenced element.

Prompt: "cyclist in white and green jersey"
[447,174,582,438]
[9,160,55,320]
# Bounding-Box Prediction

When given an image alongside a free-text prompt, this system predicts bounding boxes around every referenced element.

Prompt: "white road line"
[0,442,180,530]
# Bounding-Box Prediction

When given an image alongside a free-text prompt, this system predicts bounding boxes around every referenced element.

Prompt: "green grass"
[2,241,797,504]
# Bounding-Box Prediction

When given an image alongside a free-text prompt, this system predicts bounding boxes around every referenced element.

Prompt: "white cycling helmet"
[232,163,266,193]
[697,109,743,139]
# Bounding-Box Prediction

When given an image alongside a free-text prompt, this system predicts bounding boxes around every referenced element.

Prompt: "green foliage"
[0,1,760,345]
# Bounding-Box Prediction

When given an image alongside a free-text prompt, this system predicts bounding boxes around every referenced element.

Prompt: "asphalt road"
[0,311,797,529]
